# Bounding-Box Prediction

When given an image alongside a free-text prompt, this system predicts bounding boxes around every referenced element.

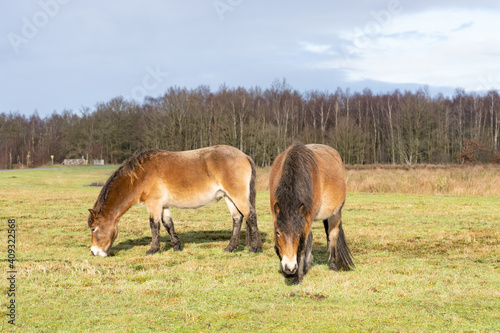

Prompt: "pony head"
[273,201,311,277]
[88,208,118,257]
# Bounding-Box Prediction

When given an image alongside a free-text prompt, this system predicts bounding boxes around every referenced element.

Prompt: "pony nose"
[90,246,107,257]
[281,254,298,275]
[283,263,298,275]
[281,258,298,275]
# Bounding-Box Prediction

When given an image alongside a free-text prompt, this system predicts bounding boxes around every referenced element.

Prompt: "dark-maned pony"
[269,142,354,284]
[87,145,262,257]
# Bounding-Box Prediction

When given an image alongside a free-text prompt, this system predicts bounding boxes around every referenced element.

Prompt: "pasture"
[1,165,499,332]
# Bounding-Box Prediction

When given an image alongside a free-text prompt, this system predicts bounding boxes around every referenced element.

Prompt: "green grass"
[1,166,499,332]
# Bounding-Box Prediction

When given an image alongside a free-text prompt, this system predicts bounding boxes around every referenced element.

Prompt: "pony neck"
[99,173,141,222]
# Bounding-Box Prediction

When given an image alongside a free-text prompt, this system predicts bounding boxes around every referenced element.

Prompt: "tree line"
[1,80,499,169]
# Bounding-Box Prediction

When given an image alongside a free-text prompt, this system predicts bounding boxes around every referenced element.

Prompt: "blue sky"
[1,0,499,117]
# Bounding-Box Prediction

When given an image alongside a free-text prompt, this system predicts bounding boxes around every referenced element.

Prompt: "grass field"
[1,166,499,332]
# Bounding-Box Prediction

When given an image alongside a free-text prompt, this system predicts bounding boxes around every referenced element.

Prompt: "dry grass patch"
[345,164,500,196]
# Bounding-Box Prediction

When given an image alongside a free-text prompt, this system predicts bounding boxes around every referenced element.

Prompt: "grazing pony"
[88,145,262,257]
[269,142,354,284]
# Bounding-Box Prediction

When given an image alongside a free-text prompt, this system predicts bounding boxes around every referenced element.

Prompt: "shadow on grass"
[309,226,357,269]
[112,230,268,255]
[312,242,357,272]
[311,243,329,267]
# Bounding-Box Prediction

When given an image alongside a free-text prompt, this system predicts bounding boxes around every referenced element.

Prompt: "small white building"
[62,158,87,165]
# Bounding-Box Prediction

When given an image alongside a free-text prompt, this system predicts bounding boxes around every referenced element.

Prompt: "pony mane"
[274,142,317,232]
[88,149,162,226]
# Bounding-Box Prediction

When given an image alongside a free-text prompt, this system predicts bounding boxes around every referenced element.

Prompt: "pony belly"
[165,188,225,209]
[315,195,343,221]
[315,207,333,221]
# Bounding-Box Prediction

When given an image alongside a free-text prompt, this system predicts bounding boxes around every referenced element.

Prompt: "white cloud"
[321,9,500,91]
[299,41,332,54]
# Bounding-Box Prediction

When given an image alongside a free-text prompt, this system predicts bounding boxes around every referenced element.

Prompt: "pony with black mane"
[269,142,354,284]
[87,145,262,257]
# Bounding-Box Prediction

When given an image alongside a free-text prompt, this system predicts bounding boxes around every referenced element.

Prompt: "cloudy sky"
[1,0,499,117]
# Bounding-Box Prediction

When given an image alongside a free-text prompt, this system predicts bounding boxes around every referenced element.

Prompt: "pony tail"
[247,156,256,210]
[336,221,355,270]
[245,156,260,248]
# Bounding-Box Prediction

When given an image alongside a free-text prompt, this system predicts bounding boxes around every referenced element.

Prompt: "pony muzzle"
[281,255,298,275]
[91,246,108,257]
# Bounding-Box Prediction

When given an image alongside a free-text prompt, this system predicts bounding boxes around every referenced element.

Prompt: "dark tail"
[247,156,256,211]
[336,221,355,270]
[245,156,262,250]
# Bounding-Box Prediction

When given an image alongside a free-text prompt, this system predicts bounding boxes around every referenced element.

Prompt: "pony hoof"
[173,245,182,251]
[329,263,339,271]
[224,246,236,252]
[145,249,158,256]
[248,247,261,253]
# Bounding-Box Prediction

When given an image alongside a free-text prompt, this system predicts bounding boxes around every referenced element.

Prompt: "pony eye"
[91,227,97,232]
[276,231,281,237]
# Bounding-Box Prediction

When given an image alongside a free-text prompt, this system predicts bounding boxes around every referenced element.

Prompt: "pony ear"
[273,202,280,214]
[88,209,97,217]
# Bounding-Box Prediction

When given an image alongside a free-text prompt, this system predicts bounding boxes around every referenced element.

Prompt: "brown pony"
[88,145,262,257]
[269,142,354,284]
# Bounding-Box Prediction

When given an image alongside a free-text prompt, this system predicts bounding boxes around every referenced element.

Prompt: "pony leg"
[225,194,262,253]
[161,208,182,251]
[326,209,354,271]
[223,197,243,252]
[293,231,313,285]
[303,230,314,274]
[146,215,161,256]
[245,206,262,253]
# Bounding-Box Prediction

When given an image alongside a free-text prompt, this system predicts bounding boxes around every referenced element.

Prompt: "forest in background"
[1,80,499,169]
